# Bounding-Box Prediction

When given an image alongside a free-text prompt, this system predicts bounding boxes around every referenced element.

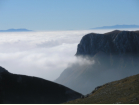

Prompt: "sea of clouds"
[0,29,137,81]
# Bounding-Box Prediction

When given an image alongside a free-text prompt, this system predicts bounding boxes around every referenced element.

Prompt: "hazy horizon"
[0,24,139,32]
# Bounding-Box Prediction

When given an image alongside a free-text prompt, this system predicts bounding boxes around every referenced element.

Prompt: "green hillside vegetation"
[64,73,139,104]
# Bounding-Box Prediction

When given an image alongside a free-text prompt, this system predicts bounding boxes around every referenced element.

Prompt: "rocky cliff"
[56,30,139,95]
[0,66,82,104]
[76,30,139,56]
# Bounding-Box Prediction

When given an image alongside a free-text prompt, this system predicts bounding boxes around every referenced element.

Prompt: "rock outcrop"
[56,30,139,95]
[76,30,139,56]
[0,66,82,104]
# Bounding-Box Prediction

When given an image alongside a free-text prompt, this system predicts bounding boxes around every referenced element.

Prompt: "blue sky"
[0,0,139,31]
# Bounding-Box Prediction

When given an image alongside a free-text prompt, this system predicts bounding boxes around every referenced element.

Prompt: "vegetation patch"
[64,73,139,104]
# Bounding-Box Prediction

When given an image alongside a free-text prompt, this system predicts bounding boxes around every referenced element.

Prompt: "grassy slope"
[64,73,139,104]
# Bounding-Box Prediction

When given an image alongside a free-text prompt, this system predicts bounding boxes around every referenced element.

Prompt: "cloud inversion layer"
[0,29,136,81]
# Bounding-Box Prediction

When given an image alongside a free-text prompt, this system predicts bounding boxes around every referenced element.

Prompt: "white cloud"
[0,29,132,81]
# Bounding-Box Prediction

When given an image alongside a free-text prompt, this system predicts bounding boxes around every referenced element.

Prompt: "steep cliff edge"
[0,66,82,104]
[56,30,139,95]
[76,30,139,56]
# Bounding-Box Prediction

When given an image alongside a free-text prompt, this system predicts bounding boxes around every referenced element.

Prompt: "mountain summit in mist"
[92,25,139,29]
[56,30,139,95]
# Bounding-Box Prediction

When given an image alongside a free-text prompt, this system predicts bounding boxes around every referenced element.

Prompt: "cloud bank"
[0,29,137,81]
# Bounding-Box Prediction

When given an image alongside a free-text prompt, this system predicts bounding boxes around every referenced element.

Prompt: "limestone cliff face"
[76,30,139,56]
[56,30,139,95]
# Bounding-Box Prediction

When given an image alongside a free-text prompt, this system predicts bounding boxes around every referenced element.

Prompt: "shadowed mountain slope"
[56,30,139,95]
[0,66,82,104]
[65,73,139,104]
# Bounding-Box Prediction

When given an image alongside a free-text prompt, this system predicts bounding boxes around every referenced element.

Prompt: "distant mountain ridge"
[92,25,139,29]
[0,28,32,32]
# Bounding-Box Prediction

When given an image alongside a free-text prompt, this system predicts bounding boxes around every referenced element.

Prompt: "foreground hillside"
[0,66,82,104]
[65,73,139,104]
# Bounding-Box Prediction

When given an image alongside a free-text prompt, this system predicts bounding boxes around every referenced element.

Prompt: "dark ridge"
[0,66,82,104]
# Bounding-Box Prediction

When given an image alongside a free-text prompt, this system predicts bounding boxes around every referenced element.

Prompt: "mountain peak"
[76,30,139,56]
[56,30,139,95]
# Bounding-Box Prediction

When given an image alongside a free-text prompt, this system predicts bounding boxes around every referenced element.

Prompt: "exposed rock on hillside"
[0,66,82,104]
